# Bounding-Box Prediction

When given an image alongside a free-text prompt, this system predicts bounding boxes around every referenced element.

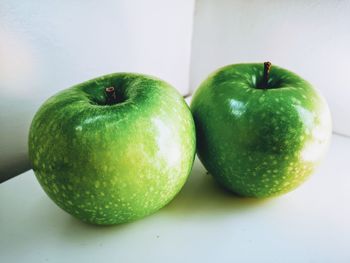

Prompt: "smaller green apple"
[191,62,332,198]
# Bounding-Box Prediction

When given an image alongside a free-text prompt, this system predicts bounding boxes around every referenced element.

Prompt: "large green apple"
[191,62,331,198]
[29,73,196,224]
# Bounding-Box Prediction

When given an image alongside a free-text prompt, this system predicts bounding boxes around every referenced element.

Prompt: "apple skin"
[191,63,331,198]
[29,73,196,225]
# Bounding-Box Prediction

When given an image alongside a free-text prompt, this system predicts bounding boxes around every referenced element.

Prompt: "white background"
[1,2,350,178]
[190,0,350,135]
[1,134,350,263]
[1,1,350,261]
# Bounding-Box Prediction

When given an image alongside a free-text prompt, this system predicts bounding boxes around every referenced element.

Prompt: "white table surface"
[1,134,350,263]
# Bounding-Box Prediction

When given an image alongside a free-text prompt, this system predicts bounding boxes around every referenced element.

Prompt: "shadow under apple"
[162,157,272,217]
[27,158,275,245]
[58,158,271,242]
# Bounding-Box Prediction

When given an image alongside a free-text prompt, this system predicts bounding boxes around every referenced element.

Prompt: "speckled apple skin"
[191,63,332,198]
[29,73,196,225]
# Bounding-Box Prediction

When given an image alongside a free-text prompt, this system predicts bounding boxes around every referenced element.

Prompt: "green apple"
[191,62,331,198]
[29,73,196,224]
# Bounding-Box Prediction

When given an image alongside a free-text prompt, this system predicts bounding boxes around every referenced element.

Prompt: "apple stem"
[262,62,272,89]
[105,87,118,105]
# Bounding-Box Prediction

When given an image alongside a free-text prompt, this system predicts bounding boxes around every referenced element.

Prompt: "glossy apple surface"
[29,73,196,224]
[191,63,331,198]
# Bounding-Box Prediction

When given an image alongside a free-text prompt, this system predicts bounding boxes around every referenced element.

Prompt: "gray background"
[0,0,195,182]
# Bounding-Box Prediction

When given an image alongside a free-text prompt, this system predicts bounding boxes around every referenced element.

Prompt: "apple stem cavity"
[105,87,118,105]
[262,62,272,90]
